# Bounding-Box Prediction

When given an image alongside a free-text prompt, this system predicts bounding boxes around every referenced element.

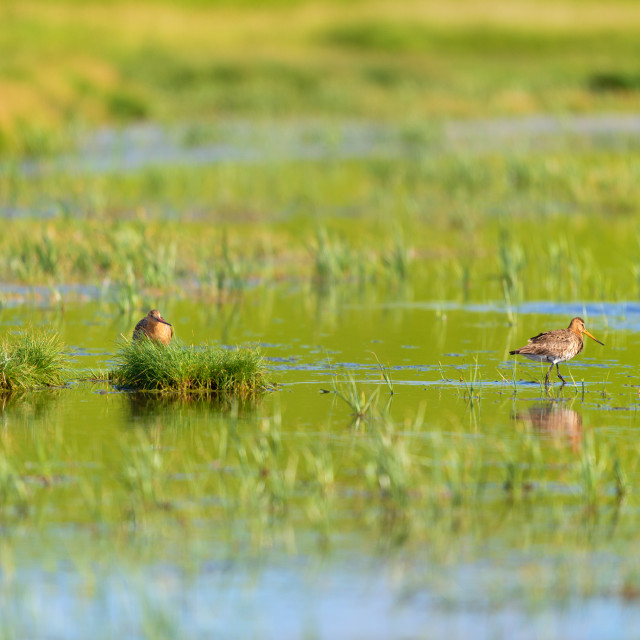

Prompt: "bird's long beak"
[159,318,172,326]
[583,328,604,346]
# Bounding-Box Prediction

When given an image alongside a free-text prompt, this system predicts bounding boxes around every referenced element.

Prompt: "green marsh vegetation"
[108,337,269,395]
[0,330,68,391]
[2,0,640,633]
[2,0,640,154]
[2,147,640,308]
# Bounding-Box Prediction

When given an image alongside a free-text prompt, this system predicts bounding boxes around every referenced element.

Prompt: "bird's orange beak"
[583,328,604,346]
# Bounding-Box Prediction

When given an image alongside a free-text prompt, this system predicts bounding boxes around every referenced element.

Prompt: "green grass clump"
[0,330,68,392]
[109,338,269,396]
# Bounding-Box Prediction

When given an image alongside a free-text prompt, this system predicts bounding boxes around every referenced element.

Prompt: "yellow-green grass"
[1,140,640,306]
[108,337,270,395]
[0,213,635,307]
[0,330,69,391]
[2,0,640,154]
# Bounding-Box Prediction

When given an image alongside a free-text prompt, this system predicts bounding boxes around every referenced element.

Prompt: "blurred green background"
[2,0,640,154]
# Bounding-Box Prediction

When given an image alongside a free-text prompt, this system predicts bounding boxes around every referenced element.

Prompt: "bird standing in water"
[133,309,173,345]
[509,317,604,386]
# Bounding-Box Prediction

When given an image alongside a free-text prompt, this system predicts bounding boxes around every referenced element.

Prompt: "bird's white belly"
[521,353,565,364]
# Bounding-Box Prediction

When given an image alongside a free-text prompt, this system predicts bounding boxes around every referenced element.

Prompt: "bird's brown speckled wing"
[133,317,148,339]
[520,329,581,356]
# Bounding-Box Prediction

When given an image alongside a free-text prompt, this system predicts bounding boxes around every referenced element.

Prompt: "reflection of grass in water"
[108,338,269,396]
[1,397,635,526]
[0,388,639,614]
[0,387,63,415]
[124,389,262,420]
[0,330,69,391]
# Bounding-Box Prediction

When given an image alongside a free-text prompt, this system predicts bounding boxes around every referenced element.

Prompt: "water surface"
[1,285,638,639]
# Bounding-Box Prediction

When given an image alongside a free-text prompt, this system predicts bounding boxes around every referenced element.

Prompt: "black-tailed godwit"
[509,317,603,385]
[133,309,173,345]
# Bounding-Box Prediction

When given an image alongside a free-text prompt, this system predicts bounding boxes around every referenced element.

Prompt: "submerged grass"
[0,330,68,392]
[108,338,269,396]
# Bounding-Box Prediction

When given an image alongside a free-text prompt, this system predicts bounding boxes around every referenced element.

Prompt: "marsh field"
[3,1,640,638]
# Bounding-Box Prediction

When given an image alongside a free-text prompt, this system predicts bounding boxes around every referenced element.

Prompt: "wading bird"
[509,317,603,386]
[133,309,173,345]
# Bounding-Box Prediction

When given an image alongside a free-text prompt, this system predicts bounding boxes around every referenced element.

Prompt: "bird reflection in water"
[515,402,582,452]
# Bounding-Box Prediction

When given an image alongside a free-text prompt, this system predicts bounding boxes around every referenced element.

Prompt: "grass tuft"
[0,330,69,392]
[109,338,270,396]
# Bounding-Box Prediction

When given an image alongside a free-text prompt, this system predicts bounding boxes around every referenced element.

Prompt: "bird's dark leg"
[556,363,566,385]
[544,363,553,386]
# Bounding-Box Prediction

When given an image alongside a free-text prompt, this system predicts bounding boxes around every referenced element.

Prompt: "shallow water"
[6,114,640,184]
[2,111,640,638]
[1,284,639,638]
